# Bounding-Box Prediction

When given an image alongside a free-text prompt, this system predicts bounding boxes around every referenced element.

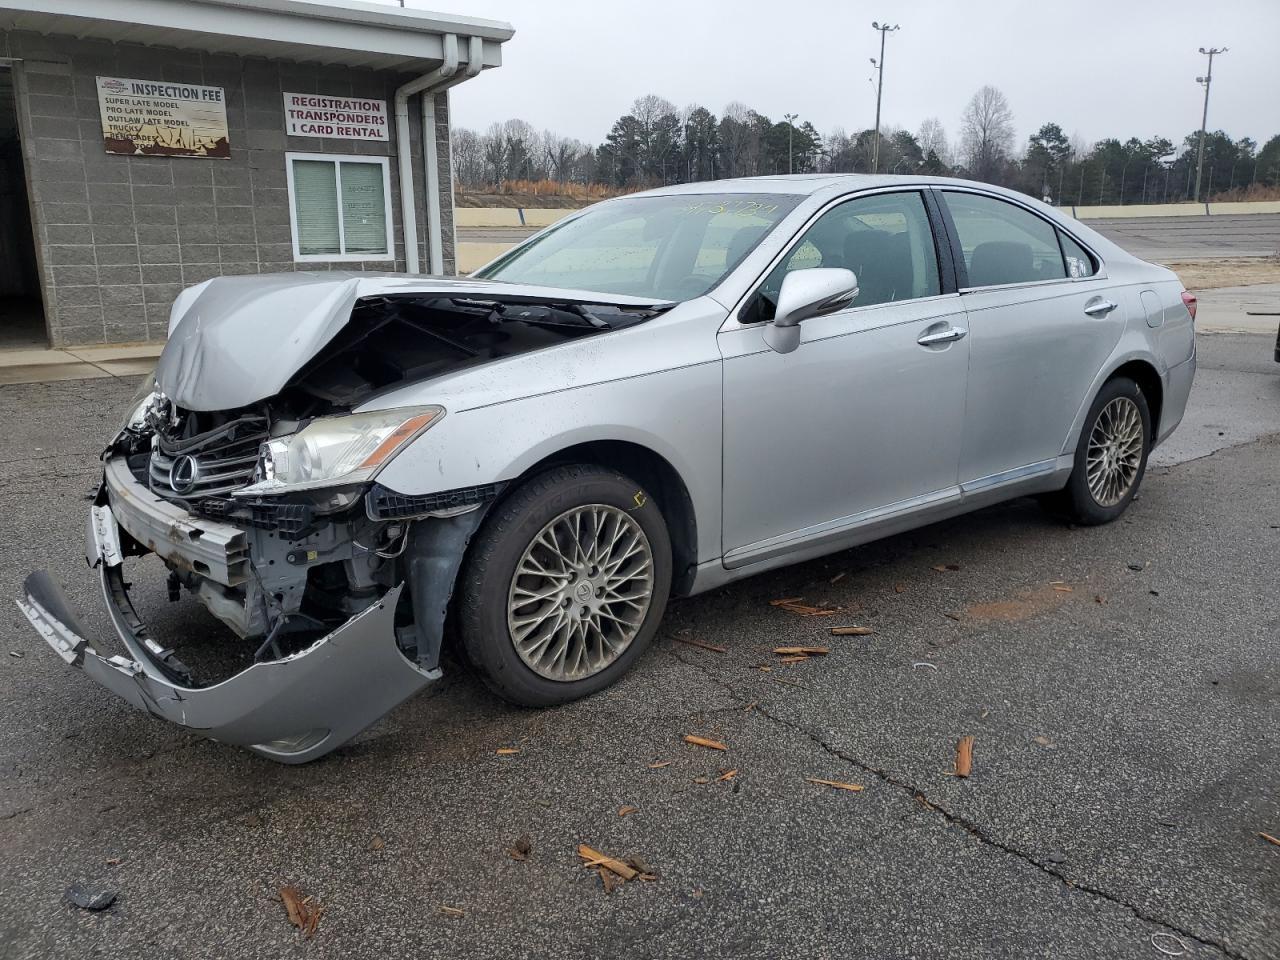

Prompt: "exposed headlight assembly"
[236,406,444,497]
[121,374,159,432]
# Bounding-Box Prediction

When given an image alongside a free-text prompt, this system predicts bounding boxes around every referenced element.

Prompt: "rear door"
[936,189,1126,486]
[719,189,968,566]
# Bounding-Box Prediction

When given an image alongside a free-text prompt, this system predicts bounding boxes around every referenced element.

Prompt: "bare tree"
[960,86,1015,181]
[451,127,485,186]
[916,117,950,166]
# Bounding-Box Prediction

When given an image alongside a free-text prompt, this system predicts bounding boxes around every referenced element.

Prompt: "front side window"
[943,191,1066,287]
[742,190,941,324]
[287,154,393,262]
[475,193,800,300]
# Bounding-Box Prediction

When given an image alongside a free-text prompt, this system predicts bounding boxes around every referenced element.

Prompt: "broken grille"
[149,413,269,503]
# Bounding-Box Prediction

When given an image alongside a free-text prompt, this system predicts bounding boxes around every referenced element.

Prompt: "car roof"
[625,174,1007,198]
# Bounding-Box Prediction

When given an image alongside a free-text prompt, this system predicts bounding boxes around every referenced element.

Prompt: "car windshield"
[473,193,800,301]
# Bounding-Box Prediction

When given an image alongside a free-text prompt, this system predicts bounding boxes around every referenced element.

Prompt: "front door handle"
[1083,298,1118,317]
[917,325,968,346]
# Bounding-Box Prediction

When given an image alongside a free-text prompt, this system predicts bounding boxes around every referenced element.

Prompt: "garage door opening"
[0,67,46,349]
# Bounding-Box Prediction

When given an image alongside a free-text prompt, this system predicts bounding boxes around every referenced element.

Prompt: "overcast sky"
[388,0,1278,152]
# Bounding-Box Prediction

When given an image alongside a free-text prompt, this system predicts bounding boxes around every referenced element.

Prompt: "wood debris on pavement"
[769,597,839,617]
[805,777,865,793]
[683,734,727,751]
[830,625,874,636]
[774,646,830,656]
[673,635,728,653]
[279,886,323,938]
[954,735,975,778]
[618,806,639,817]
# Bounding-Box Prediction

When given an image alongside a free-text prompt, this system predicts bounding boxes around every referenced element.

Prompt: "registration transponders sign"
[283,93,389,141]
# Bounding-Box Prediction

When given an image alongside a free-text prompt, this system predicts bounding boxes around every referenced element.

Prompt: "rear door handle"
[917,325,968,346]
[1083,298,1118,317]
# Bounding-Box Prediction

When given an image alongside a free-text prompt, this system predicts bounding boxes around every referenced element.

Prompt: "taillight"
[1181,290,1197,322]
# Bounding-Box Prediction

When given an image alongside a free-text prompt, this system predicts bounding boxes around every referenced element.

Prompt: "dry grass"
[1165,257,1280,290]
[1208,183,1280,203]
[455,179,626,208]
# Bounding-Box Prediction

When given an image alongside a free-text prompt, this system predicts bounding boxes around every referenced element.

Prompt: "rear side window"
[1059,230,1097,278]
[943,192,1066,287]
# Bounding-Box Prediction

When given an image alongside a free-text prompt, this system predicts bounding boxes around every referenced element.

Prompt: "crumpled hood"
[155,273,667,412]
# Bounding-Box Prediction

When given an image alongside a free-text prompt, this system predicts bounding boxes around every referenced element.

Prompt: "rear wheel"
[457,464,672,706]
[1056,376,1151,525]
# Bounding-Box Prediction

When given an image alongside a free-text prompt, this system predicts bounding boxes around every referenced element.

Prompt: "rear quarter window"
[943,191,1066,287]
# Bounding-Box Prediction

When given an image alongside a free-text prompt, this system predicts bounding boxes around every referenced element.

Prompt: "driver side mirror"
[762,268,859,354]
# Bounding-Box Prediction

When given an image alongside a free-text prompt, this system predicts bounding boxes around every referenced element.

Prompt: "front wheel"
[456,464,672,706]
[1056,376,1151,525]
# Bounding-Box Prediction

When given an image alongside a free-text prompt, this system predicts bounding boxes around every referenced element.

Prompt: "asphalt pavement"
[0,332,1277,959]
[1088,214,1280,261]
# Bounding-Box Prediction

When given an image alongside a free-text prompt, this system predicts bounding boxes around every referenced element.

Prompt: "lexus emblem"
[169,455,201,494]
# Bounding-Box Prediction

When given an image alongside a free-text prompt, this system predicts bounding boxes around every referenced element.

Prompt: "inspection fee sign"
[283,93,389,141]
[96,76,230,158]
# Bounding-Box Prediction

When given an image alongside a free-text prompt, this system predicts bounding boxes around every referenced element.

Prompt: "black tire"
[456,463,672,707]
[1055,376,1151,526]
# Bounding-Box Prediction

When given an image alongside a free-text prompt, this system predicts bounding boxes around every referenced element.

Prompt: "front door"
[719,189,968,567]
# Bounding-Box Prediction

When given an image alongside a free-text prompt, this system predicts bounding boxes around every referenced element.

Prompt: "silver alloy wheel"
[507,504,654,681]
[1086,396,1144,507]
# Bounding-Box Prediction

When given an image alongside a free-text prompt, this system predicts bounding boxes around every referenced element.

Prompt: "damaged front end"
[18,454,492,762]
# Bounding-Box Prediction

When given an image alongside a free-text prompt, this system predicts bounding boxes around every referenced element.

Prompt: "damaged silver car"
[20,176,1196,762]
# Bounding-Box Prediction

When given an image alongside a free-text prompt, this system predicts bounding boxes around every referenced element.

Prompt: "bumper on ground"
[17,485,438,763]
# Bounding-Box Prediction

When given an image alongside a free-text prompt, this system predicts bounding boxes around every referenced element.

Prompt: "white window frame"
[285,151,395,263]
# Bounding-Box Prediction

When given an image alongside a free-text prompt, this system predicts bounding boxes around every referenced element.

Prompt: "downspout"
[394,33,459,274]
[422,36,483,275]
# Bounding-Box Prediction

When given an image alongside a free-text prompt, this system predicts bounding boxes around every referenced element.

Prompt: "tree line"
[452,87,1280,205]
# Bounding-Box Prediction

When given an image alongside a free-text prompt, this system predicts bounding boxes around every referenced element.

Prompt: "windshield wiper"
[451,299,611,331]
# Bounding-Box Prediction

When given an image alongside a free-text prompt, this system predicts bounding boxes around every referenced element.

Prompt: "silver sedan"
[20,175,1196,762]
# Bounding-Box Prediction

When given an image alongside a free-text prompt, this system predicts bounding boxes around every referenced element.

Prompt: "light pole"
[869,21,898,174]
[1120,154,1134,205]
[784,112,798,174]
[1193,46,1226,202]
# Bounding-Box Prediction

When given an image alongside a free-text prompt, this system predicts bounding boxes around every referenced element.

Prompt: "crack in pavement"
[665,643,1249,960]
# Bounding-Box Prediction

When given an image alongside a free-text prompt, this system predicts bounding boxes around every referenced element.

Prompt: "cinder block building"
[0,0,512,347]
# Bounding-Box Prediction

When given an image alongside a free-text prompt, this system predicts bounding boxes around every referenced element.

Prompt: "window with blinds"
[286,154,393,262]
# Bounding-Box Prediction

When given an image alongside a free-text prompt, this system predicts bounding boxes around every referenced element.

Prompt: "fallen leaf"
[508,834,532,861]
[626,854,658,879]
[598,866,621,893]
[647,760,672,768]
[578,844,639,880]
[370,835,385,851]
[1260,832,1280,848]
[683,734,727,751]
[774,646,829,656]
[830,625,874,636]
[1032,736,1055,748]
[618,806,639,817]
[894,584,906,593]
[805,777,864,793]
[955,735,975,778]
[279,886,323,938]
[495,747,520,755]
[1094,594,1106,604]
[830,572,847,584]
[932,563,961,572]
[673,635,728,653]
[439,905,465,917]
[714,769,738,782]
[771,597,839,617]
[104,857,123,866]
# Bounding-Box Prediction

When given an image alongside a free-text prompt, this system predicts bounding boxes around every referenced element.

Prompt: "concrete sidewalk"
[0,342,161,386]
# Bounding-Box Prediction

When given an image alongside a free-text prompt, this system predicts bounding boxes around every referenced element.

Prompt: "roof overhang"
[0,0,513,71]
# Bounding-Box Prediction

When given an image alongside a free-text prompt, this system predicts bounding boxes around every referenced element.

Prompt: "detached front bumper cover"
[17,504,438,763]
